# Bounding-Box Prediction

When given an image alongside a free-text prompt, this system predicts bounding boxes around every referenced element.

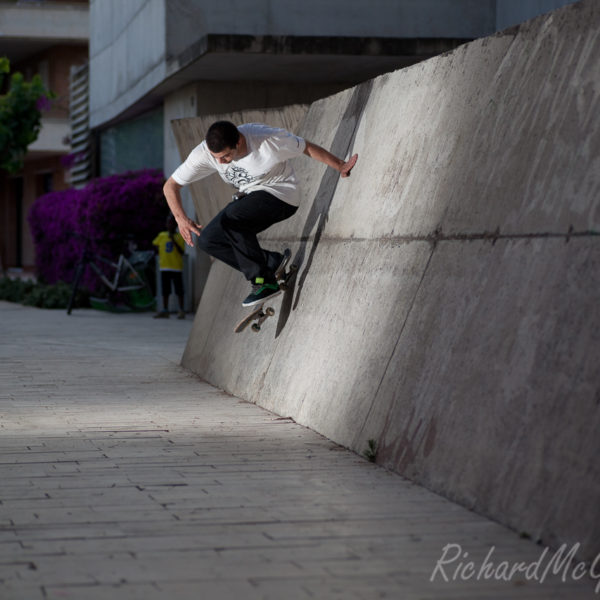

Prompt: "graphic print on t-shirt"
[225,165,259,188]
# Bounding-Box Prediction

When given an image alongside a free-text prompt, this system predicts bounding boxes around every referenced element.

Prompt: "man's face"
[210,145,238,164]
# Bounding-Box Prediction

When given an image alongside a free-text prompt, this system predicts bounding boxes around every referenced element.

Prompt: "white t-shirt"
[171,123,306,207]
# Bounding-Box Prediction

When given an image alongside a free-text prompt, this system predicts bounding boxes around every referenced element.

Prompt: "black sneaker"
[274,248,292,281]
[242,278,281,307]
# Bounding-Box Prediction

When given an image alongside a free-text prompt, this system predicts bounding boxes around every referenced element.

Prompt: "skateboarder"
[163,121,357,307]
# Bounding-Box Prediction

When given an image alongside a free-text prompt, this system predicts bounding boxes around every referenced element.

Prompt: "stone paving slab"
[0,301,597,599]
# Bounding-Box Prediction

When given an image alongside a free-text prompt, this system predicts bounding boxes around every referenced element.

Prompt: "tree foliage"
[0,57,53,174]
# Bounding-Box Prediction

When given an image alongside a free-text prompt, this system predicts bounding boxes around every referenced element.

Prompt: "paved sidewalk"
[0,301,596,599]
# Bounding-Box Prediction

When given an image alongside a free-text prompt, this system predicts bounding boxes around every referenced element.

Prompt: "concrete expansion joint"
[422,226,600,246]
[269,227,599,247]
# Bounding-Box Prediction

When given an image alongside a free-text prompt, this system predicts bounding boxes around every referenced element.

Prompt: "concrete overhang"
[0,2,88,63]
[94,34,469,129]
[166,35,466,84]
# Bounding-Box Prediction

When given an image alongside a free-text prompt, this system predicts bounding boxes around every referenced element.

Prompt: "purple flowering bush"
[28,188,81,287]
[28,169,167,293]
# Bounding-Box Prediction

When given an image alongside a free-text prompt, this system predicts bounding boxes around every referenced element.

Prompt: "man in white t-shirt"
[163,121,357,307]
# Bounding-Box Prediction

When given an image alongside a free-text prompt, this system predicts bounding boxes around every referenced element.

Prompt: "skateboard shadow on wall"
[275,80,373,338]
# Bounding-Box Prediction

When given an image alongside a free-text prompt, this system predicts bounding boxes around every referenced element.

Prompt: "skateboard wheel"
[251,323,261,332]
[266,307,275,316]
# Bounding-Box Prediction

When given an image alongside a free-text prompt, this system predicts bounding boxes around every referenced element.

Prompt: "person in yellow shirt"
[152,214,185,319]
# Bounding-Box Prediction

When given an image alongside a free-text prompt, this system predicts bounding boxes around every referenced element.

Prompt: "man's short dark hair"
[206,121,240,153]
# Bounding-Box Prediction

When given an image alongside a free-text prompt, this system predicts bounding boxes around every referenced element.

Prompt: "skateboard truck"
[234,303,275,333]
[251,306,275,332]
[278,263,298,291]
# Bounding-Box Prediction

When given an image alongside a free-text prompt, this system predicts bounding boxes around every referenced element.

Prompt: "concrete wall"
[177,0,600,560]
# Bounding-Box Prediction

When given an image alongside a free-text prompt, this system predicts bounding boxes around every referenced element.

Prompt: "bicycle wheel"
[118,258,156,311]
[126,282,156,311]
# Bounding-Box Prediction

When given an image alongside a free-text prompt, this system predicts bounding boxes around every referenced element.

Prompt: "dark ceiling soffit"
[96,35,470,131]
[168,34,472,71]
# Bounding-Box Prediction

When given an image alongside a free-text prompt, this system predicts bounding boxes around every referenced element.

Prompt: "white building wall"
[89,0,167,128]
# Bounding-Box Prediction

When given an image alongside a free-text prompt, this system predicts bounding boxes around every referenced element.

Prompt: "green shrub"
[0,278,88,309]
[22,281,72,309]
[0,277,33,302]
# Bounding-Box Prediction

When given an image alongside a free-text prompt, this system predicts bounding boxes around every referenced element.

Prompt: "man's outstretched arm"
[303,141,358,178]
[163,177,203,247]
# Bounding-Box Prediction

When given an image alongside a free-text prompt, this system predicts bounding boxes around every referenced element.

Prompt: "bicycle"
[66,236,156,315]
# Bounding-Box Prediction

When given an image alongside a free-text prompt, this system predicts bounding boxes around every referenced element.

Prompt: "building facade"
[0,0,88,274]
[1,0,576,286]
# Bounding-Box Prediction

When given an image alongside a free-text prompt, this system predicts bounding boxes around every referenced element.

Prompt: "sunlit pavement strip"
[0,300,596,599]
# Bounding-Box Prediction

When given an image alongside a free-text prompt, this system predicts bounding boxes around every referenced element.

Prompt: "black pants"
[197,191,297,281]
[160,270,184,297]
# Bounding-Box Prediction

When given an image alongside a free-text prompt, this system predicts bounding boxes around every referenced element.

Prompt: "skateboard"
[233,261,299,333]
[234,302,276,333]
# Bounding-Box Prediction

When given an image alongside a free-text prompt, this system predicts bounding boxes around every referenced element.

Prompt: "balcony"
[0,1,88,63]
[27,116,70,157]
